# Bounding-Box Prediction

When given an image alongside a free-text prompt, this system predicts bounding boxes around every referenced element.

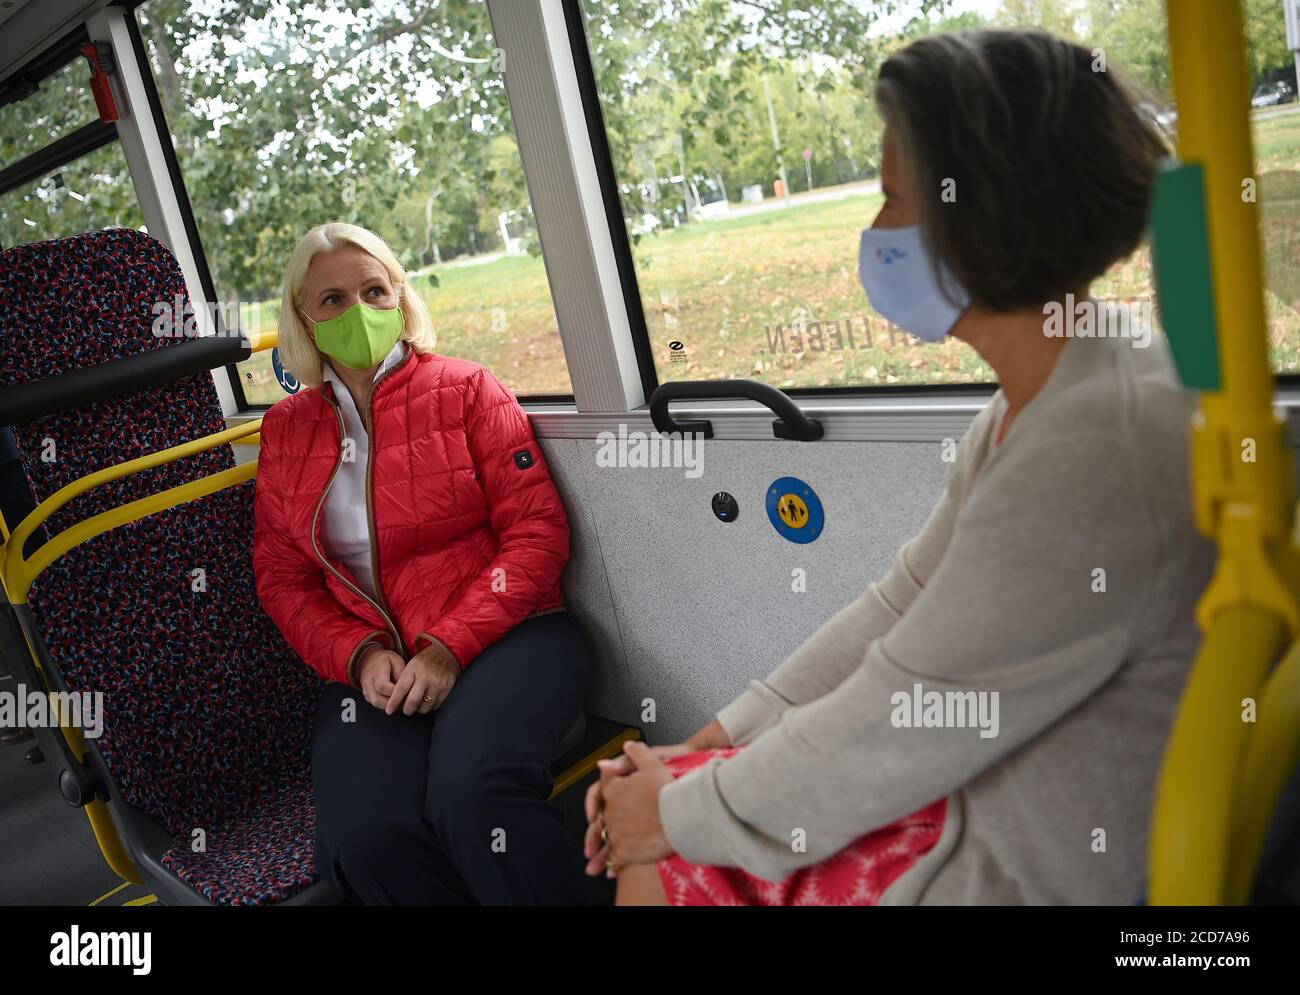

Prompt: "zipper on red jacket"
[310,356,410,656]
[361,349,410,650]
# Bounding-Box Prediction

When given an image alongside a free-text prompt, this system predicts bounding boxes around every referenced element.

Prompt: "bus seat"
[0,228,638,905]
[0,228,327,905]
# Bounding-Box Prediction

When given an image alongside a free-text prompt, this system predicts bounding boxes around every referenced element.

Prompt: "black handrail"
[0,333,251,426]
[649,379,824,441]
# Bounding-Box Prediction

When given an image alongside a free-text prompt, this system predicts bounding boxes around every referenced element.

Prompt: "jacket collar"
[319,339,415,407]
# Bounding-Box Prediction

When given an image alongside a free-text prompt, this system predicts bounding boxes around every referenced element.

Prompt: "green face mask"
[305,302,405,370]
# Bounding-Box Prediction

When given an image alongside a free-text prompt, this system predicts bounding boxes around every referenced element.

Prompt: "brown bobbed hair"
[875,29,1170,311]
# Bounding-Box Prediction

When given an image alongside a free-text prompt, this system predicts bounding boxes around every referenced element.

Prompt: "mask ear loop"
[393,284,410,335]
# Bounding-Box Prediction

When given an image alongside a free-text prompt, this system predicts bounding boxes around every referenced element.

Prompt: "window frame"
[0,118,117,197]
[482,0,647,413]
[0,19,233,418]
[115,5,247,409]
[0,20,92,113]
[556,0,659,408]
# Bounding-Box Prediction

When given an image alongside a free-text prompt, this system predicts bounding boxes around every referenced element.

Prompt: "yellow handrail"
[1228,633,1300,900]
[1150,607,1285,902]
[1169,0,1296,633]
[1,598,145,885]
[2,419,262,603]
[246,326,278,353]
[1170,0,1300,632]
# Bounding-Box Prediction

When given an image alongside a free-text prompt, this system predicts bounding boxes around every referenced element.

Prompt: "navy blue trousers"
[311,612,612,905]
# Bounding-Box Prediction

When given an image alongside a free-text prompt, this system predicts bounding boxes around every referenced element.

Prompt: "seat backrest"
[0,228,320,838]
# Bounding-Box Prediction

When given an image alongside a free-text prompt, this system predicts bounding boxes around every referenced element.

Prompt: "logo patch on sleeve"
[513,449,535,470]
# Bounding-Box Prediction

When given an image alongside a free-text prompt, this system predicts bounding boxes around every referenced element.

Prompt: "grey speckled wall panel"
[539,438,950,744]
[538,438,636,723]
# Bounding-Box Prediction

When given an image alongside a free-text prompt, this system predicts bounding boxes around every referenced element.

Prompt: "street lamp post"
[1287,0,1300,97]
[763,74,790,202]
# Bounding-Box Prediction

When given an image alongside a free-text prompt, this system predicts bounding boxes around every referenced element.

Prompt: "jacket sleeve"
[252,405,393,687]
[412,369,569,668]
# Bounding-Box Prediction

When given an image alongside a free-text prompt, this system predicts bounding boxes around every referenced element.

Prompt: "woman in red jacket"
[252,221,606,906]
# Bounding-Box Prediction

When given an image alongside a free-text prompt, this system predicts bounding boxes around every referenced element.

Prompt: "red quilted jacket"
[252,348,568,687]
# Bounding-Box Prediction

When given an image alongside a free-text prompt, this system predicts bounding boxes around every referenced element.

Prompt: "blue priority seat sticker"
[766,476,824,544]
[272,347,301,394]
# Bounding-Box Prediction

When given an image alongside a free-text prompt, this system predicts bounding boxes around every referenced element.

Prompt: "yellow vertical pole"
[1150,0,1299,904]
[1167,1,1270,408]
[1167,0,1295,627]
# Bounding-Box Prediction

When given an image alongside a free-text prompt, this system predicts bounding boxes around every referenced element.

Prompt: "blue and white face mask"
[857,225,971,342]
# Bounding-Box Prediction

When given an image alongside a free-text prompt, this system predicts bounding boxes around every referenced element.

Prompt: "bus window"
[574,0,1300,388]
[0,144,144,251]
[134,0,573,406]
[572,0,1169,391]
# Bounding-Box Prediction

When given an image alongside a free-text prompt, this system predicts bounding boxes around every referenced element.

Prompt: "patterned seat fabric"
[0,228,323,905]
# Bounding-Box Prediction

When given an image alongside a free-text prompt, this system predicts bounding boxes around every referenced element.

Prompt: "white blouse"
[318,339,407,604]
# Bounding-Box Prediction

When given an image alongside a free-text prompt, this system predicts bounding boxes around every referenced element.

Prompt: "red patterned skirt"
[656,746,947,906]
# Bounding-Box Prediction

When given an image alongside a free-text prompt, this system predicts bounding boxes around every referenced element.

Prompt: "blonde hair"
[278,222,436,387]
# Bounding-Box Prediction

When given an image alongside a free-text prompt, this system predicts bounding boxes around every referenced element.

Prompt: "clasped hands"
[581,719,732,876]
[357,640,460,715]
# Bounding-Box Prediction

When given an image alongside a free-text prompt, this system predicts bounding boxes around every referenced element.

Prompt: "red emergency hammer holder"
[81,43,119,123]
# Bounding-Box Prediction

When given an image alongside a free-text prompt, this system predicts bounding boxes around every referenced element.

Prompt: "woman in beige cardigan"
[586,28,1213,906]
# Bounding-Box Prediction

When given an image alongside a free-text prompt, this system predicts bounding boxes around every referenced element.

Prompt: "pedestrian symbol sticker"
[778,493,809,529]
[766,476,824,544]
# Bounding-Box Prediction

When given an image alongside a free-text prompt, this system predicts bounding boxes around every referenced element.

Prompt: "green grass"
[237,105,1300,404]
[1253,105,1300,170]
